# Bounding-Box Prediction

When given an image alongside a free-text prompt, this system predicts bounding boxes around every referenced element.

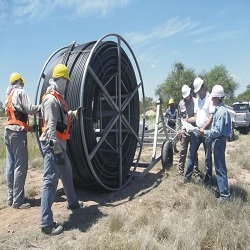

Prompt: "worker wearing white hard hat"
[200,85,231,201]
[184,77,215,185]
[176,85,201,178]
[193,77,204,93]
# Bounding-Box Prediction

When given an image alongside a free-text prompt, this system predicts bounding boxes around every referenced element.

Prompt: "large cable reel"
[35,34,146,191]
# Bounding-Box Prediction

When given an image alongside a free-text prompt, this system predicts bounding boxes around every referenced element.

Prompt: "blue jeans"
[5,129,28,207]
[213,138,230,198]
[40,140,77,227]
[185,132,212,180]
[179,132,200,174]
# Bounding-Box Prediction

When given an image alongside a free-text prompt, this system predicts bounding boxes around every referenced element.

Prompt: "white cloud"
[188,25,218,35]
[0,0,131,24]
[137,45,159,62]
[59,0,131,17]
[194,31,237,44]
[12,0,45,21]
[126,17,198,45]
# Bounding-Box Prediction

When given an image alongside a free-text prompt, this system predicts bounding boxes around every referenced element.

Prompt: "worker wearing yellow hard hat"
[165,98,178,130]
[168,98,174,105]
[52,63,71,80]
[9,72,25,85]
[39,63,82,236]
[5,72,40,209]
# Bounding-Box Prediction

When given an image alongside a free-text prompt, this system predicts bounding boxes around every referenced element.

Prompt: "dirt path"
[0,161,165,236]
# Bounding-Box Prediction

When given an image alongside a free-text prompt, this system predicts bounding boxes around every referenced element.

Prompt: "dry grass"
[0,125,250,249]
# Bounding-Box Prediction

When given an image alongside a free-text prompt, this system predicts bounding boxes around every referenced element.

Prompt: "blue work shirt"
[204,102,231,139]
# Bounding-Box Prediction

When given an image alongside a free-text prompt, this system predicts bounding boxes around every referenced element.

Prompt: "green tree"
[145,97,155,111]
[204,65,239,104]
[236,84,250,102]
[155,62,196,110]
[140,96,156,115]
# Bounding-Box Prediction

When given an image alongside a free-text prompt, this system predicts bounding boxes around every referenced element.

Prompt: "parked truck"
[232,101,250,134]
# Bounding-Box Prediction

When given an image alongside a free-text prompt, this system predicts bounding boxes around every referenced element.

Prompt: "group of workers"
[4,65,231,236]
[165,77,231,202]
[4,64,82,236]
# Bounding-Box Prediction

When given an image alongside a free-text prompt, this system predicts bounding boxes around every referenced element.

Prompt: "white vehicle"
[232,101,250,134]
[139,120,148,134]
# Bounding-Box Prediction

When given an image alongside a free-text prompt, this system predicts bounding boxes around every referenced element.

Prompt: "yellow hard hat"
[168,98,174,105]
[9,72,25,85]
[52,64,71,80]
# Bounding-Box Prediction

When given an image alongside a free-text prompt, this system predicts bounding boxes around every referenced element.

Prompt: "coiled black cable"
[36,34,145,191]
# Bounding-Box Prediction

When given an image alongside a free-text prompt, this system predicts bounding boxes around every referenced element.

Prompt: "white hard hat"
[181,85,191,98]
[193,77,204,93]
[211,85,225,98]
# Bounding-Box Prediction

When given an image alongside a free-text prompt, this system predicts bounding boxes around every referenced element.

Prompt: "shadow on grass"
[207,177,248,202]
[79,169,164,207]
[65,204,106,232]
[64,169,164,232]
[27,191,67,208]
[229,184,248,202]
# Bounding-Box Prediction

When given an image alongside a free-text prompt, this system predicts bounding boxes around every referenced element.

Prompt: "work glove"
[49,140,65,165]
[72,106,83,120]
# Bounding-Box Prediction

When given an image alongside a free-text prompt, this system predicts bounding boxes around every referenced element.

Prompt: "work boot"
[41,222,64,236]
[67,200,83,210]
[194,174,203,183]
[13,202,31,209]
[217,196,230,203]
[203,176,212,189]
[176,170,184,176]
[183,177,191,183]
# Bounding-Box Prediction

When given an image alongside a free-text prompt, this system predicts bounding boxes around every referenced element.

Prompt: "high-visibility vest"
[41,90,70,141]
[6,89,29,131]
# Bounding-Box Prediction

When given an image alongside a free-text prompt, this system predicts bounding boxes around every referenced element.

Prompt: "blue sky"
[1,0,250,104]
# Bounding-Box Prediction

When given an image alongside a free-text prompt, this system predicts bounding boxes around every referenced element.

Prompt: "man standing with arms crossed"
[184,77,215,184]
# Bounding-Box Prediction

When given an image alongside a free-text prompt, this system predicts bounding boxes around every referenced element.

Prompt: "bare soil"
[0,149,166,236]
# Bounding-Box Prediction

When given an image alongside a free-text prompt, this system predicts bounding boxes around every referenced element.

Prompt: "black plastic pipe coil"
[38,38,142,190]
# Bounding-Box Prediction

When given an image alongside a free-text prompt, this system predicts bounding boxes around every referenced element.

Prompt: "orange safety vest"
[6,89,29,131]
[41,90,70,141]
